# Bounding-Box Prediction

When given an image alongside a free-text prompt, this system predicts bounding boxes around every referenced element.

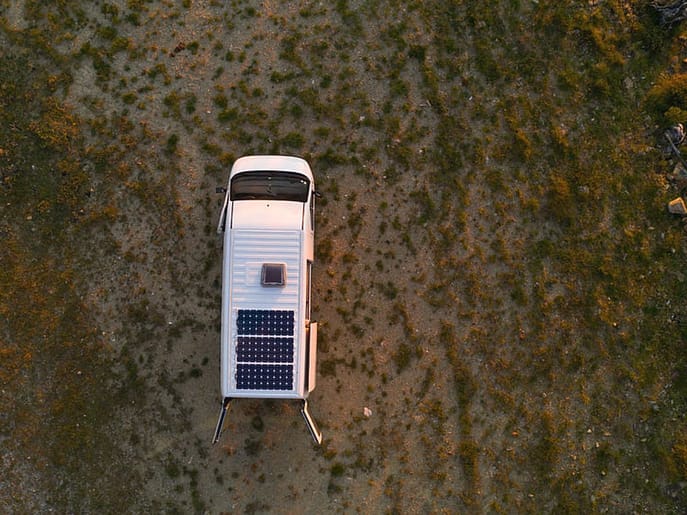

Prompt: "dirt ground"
[2,0,687,513]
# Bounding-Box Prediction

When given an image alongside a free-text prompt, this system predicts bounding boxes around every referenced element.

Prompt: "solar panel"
[235,309,295,390]
[236,364,293,390]
[237,336,294,363]
[237,309,294,336]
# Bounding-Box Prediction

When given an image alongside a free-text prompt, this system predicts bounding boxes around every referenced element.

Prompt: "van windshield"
[230,171,310,202]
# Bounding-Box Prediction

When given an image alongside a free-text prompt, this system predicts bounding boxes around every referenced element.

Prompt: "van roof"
[224,228,303,396]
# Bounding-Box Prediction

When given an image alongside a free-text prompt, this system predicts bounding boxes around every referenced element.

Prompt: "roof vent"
[261,263,286,286]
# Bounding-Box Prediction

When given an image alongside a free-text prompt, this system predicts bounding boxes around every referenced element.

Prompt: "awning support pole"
[212,397,232,444]
[301,399,323,445]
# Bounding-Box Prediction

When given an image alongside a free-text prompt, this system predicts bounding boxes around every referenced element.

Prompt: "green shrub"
[330,463,345,477]
[544,175,576,228]
[280,132,304,149]
[166,134,179,153]
[646,73,687,124]
[663,106,687,125]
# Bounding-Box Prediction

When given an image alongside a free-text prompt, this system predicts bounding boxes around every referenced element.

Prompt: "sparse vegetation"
[2,0,687,513]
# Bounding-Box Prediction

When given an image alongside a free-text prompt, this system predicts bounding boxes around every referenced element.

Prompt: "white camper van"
[213,155,322,445]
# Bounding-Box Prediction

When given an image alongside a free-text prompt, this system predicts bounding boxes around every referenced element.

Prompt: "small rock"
[668,123,686,146]
[170,41,186,57]
[363,407,372,418]
[668,197,687,215]
[673,163,687,178]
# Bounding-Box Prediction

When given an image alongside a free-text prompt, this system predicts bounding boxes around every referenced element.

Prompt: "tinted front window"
[230,171,310,202]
